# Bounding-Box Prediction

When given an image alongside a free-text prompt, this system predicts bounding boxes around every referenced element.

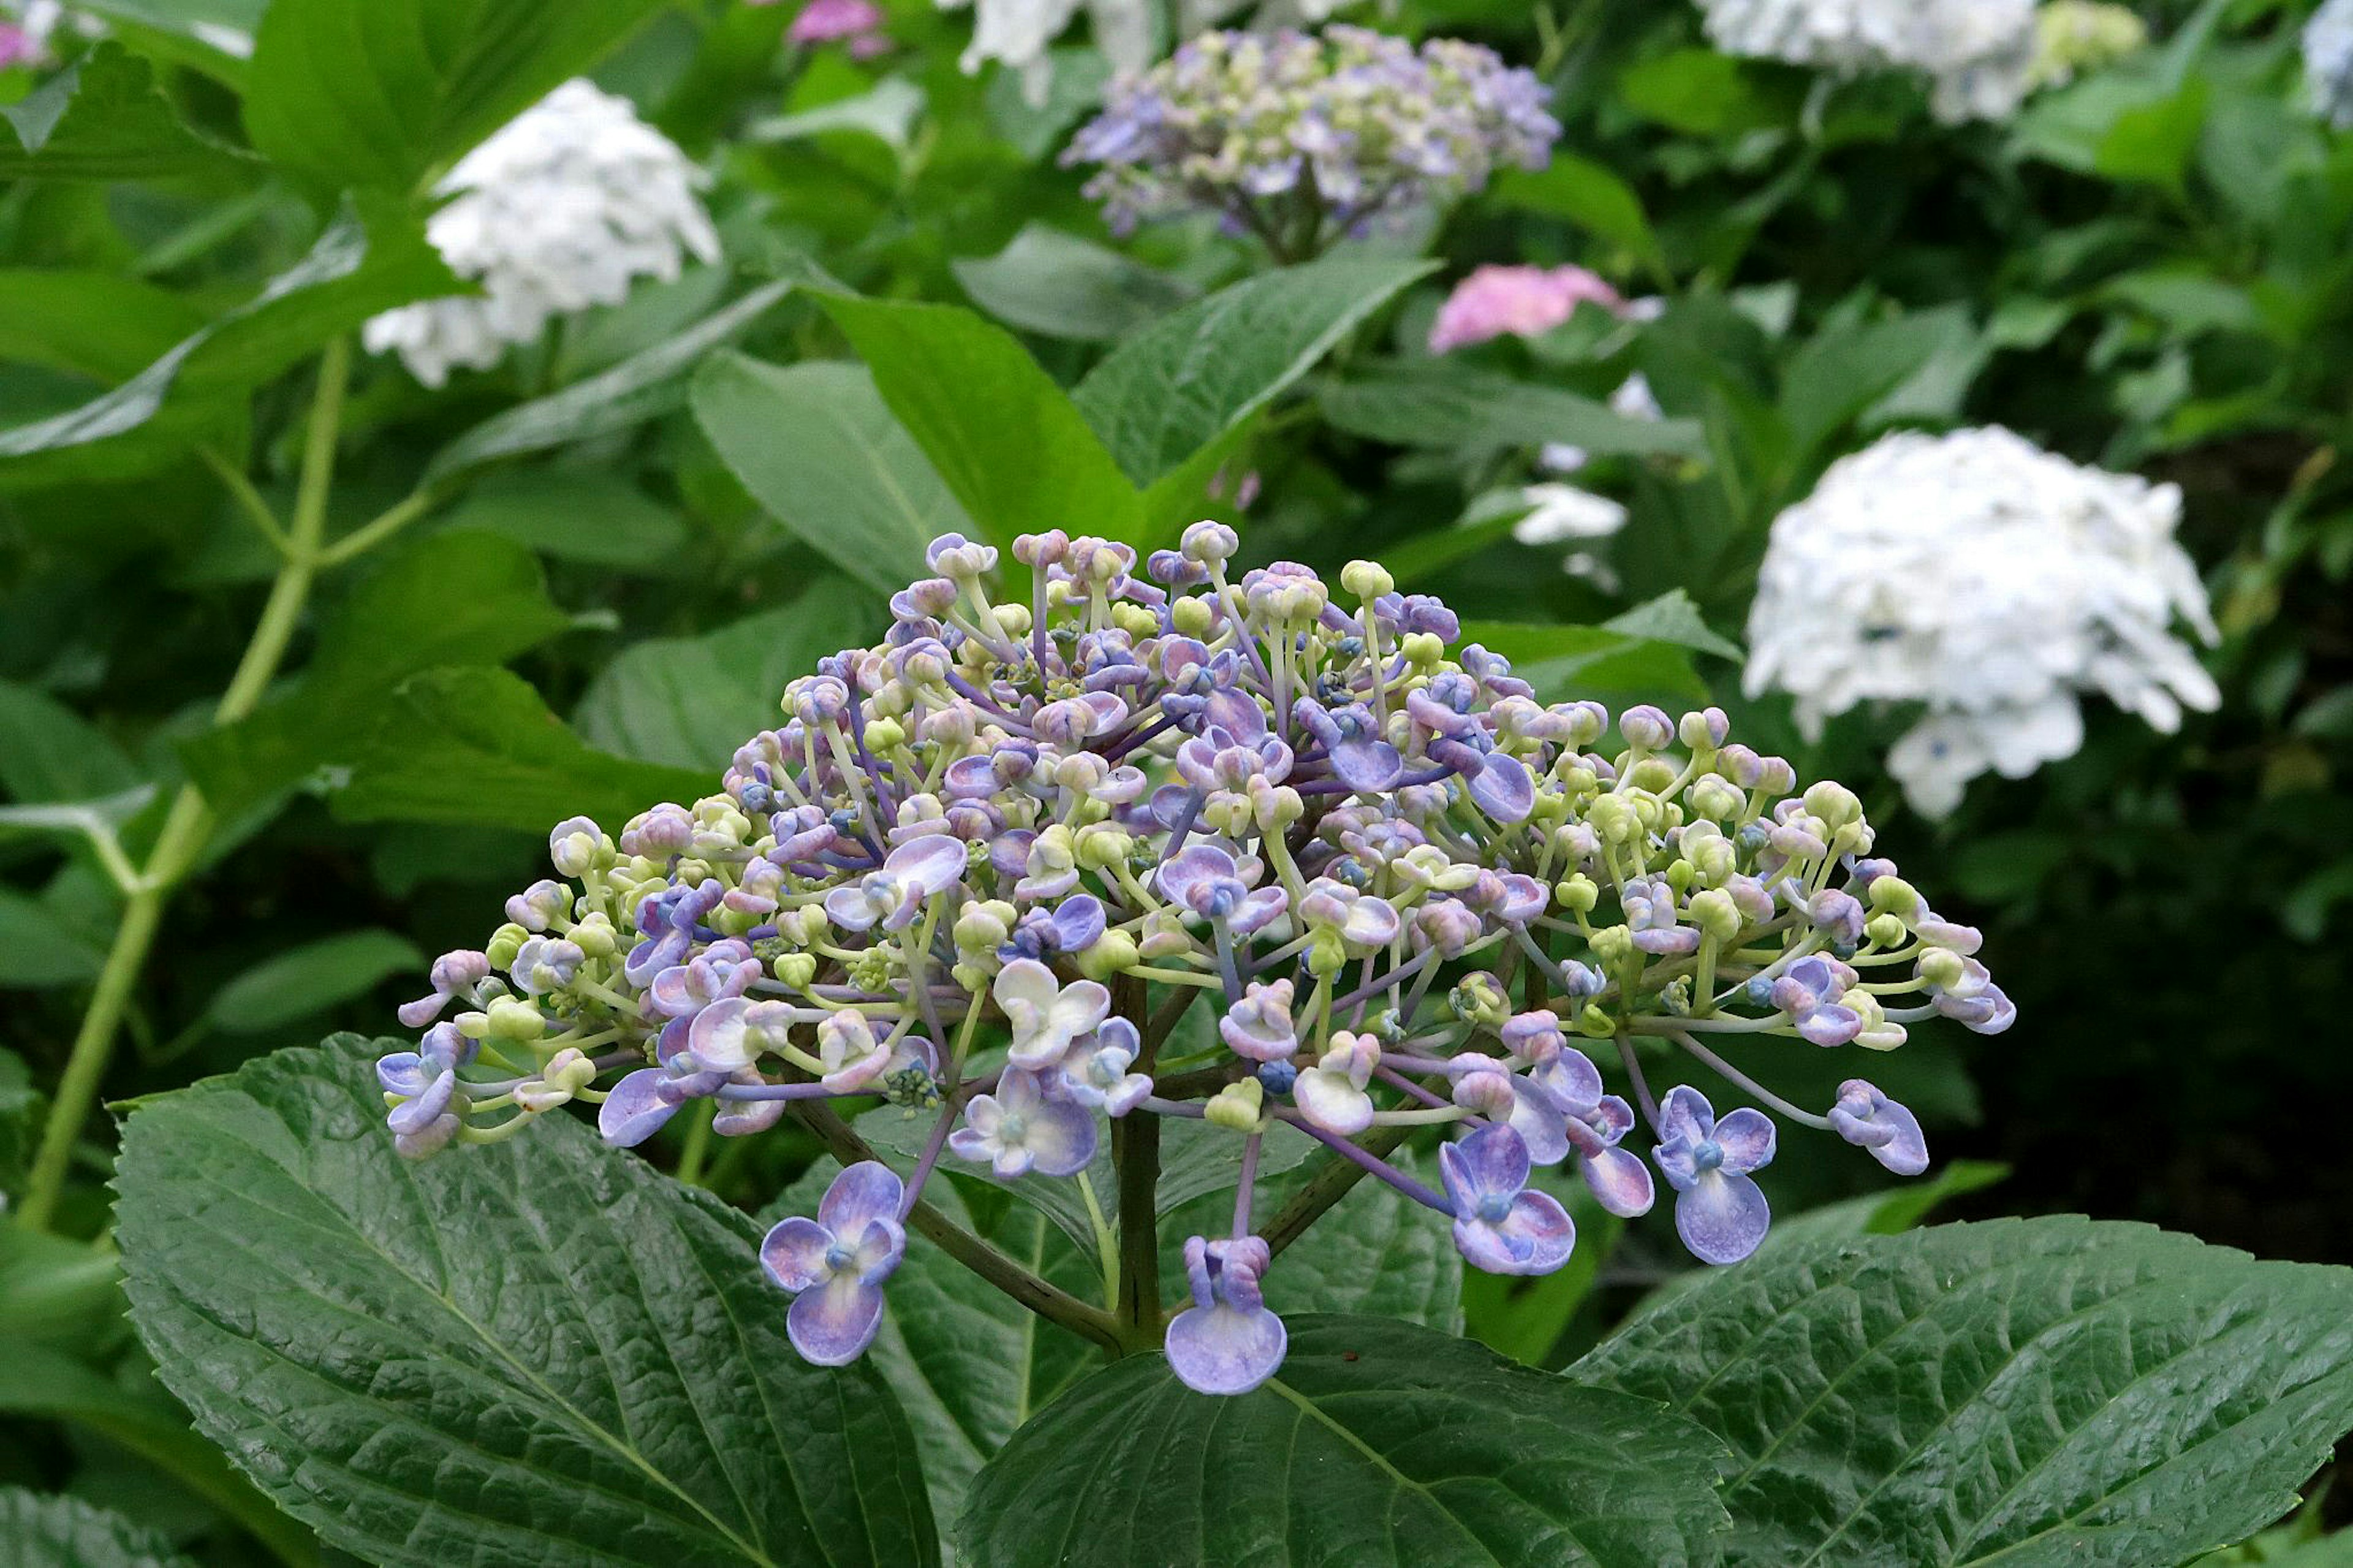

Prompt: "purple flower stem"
[1232,1132,1260,1239]
[1136,1094,1208,1118]
[1374,1062,1453,1110]
[1665,1028,1835,1130]
[1276,1114,1452,1214]
[713,1081,860,1102]
[898,1094,965,1222]
[1102,711,1179,763]
[1329,946,1436,1015]
[1613,1029,1663,1135]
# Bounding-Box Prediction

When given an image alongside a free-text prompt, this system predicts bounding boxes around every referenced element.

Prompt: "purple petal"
[824,885,877,931]
[376,1051,431,1097]
[1452,1189,1575,1275]
[1580,1146,1656,1218]
[1438,1122,1531,1206]
[1797,1002,1863,1047]
[819,1161,905,1237]
[1158,842,1238,906]
[386,1069,455,1134]
[599,1069,681,1148]
[1328,736,1403,791]
[1659,1085,1715,1145]
[1048,895,1107,952]
[1675,1170,1771,1265]
[1164,1303,1287,1396]
[1467,753,1534,823]
[760,1216,836,1293]
[1830,1080,1928,1176]
[1023,1098,1101,1177]
[1505,1079,1571,1165]
[1529,1049,1602,1115]
[887,833,968,895]
[1711,1107,1777,1174]
[787,1275,887,1366]
[1202,687,1267,743]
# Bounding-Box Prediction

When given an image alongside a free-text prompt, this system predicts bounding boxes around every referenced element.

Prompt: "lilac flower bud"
[1828,1080,1930,1175]
[1013,529,1070,568]
[505,880,569,933]
[1620,705,1674,751]
[926,532,997,580]
[548,816,607,877]
[1180,520,1238,564]
[1165,1235,1285,1396]
[1219,979,1298,1063]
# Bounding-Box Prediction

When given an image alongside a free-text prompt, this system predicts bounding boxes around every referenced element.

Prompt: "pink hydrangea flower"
[786,0,888,53]
[1428,263,1630,354]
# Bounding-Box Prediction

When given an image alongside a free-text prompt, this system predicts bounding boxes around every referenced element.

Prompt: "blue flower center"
[823,1241,854,1273]
[1692,1139,1724,1173]
[999,1112,1028,1142]
[1476,1192,1514,1223]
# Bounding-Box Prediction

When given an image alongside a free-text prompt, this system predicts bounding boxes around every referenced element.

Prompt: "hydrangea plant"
[383,526,2009,1395]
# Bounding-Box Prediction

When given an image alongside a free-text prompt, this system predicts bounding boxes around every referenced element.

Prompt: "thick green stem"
[1109,973,1162,1352]
[18,341,351,1232]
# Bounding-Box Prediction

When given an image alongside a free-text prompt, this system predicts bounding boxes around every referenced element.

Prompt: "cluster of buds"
[384,527,2007,1395]
[1063,26,1558,258]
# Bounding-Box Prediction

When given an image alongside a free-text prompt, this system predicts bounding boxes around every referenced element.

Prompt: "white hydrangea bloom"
[1513,483,1629,547]
[1694,0,2039,123]
[940,0,1359,105]
[362,81,719,388]
[2307,0,2353,131]
[1744,427,2219,817]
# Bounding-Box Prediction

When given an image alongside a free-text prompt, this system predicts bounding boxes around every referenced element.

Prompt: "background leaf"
[116,1037,939,1567]
[959,1314,1731,1568]
[1578,1217,2353,1568]
[1318,363,1707,460]
[0,1488,200,1568]
[951,225,1198,344]
[0,44,250,181]
[205,930,425,1033]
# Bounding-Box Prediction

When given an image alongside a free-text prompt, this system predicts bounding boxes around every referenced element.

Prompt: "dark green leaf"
[425,281,792,482]
[747,79,927,154]
[1600,590,1744,662]
[574,584,878,769]
[1490,154,1667,273]
[0,888,106,988]
[960,1314,1731,1567]
[0,197,458,484]
[0,1488,198,1568]
[1618,49,1789,137]
[0,681,140,804]
[242,0,671,192]
[951,224,1198,344]
[0,272,210,383]
[690,352,965,594]
[1072,256,1434,493]
[819,294,1141,548]
[1318,363,1706,460]
[430,470,692,571]
[206,929,426,1032]
[1779,308,1974,464]
[333,667,714,831]
[0,43,251,181]
[1579,1217,2353,1568]
[1458,620,1710,704]
[116,1036,939,1567]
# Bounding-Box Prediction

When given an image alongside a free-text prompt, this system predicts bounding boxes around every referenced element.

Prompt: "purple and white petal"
[1579,1146,1656,1218]
[787,1275,887,1366]
[599,1069,681,1147]
[817,1161,904,1238]
[1675,1170,1771,1266]
[1710,1107,1778,1174]
[759,1216,837,1293]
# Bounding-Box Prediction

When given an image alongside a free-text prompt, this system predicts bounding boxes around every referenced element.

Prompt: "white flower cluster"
[363,81,720,388]
[1692,0,2039,123]
[2308,0,2353,131]
[1744,427,2220,817]
[938,0,1358,105]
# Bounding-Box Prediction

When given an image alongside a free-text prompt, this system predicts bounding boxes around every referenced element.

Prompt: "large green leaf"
[691,352,963,594]
[951,224,1198,344]
[0,681,140,805]
[574,584,879,770]
[1578,1218,2353,1568]
[116,1037,939,1567]
[0,1488,199,1568]
[818,295,1141,548]
[0,197,458,485]
[0,888,106,987]
[205,929,426,1032]
[242,0,670,192]
[1318,363,1707,460]
[960,1314,1732,1567]
[0,43,251,181]
[1070,256,1434,492]
[332,667,715,831]
[425,281,792,483]
[0,273,211,383]
[1490,154,1667,274]
[431,471,692,572]
[179,530,575,817]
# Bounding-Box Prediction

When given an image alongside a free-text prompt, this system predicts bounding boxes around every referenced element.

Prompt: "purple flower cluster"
[1063,26,1560,259]
[384,526,2006,1394]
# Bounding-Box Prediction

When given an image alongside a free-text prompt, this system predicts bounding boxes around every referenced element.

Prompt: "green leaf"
[0,43,251,181]
[0,1488,199,1568]
[425,281,793,483]
[1619,48,1789,137]
[0,681,140,804]
[430,470,692,571]
[1600,589,1744,662]
[1318,363,1707,460]
[0,1349,317,1566]
[1490,154,1667,273]
[1072,256,1435,494]
[333,667,714,831]
[748,78,928,154]
[116,1036,939,1567]
[819,294,1141,548]
[206,929,426,1032]
[179,530,575,817]
[0,888,106,988]
[243,0,670,192]
[574,585,879,769]
[0,1222,121,1353]
[0,1048,42,1194]
[1458,620,1710,705]
[691,352,966,594]
[1578,1217,2353,1568]
[951,224,1198,344]
[959,1314,1731,1567]
[0,197,458,485]
[0,272,211,383]
[1779,308,1974,465]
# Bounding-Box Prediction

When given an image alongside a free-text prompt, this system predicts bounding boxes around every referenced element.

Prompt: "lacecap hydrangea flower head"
[1745,426,2219,818]
[362,80,719,388]
[1064,26,1559,258]
[385,526,2005,1395]
[1693,0,2039,124]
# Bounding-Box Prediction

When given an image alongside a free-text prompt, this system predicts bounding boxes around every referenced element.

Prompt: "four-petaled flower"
[1056,1017,1153,1116]
[949,1067,1097,1177]
[1769,955,1864,1047]
[1165,1235,1286,1396]
[1441,1123,1576,1275]
[994,958,1112,1070]
[378,1023,476,1158]
[1653,1086,1776,1265]
[1294,1032,1382,1135]
[760,1162,907,1366]
[824,836,969,933]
